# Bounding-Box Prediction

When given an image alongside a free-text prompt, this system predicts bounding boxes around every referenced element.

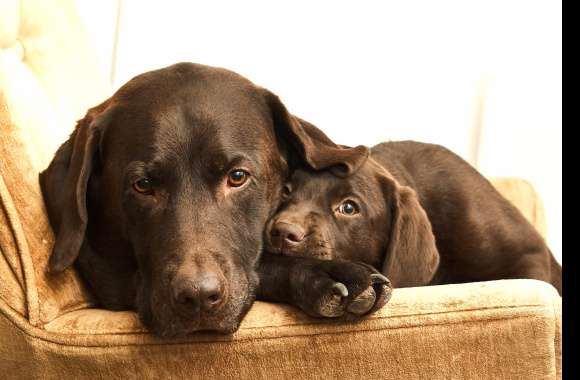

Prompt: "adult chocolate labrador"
[40,63,391,338]
[265,141,562,294]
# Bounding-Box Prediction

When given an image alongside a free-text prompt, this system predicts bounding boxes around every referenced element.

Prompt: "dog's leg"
[256,253,393,318]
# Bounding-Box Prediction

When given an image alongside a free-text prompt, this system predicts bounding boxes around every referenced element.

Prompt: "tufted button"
[0,40,24,61]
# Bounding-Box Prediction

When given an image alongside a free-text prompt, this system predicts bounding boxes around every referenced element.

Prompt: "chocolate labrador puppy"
[266,141,562,294]
[40,63,391,338]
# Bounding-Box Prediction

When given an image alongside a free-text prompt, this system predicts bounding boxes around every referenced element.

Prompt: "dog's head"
[265,159,439,287]
[40,63,369,337]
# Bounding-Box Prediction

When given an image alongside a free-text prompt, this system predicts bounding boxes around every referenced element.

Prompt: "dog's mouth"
[264,229,335,260]
[265,238,300,255]
[140,293,252,338]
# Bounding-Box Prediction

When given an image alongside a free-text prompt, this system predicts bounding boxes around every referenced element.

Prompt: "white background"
[75,0,562,262]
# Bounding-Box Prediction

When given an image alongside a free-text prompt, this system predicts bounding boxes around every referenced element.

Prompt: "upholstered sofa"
[0,0,561,378]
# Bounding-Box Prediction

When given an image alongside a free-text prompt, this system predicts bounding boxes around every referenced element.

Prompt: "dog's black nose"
[174,273,225,313]
[270,221,306,247]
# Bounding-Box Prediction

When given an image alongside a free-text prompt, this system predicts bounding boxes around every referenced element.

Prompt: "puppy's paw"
[294,261,393,318]
[346,273,392,315]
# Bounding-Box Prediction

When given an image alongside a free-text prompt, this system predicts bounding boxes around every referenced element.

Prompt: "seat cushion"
[0,279,561,379]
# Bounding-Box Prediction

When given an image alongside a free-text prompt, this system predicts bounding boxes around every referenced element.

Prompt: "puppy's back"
[369,140,556,289]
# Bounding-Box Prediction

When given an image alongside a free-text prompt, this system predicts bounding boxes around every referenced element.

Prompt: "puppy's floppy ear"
[378,168,440,287]
[263,90,369,177]
[40,101,114,273]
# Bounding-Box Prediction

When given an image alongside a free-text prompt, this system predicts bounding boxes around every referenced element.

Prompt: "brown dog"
[40,63,392,337]
[266,140,562,294]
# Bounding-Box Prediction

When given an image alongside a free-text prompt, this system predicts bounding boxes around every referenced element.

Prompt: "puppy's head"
[265,159,440,287]
[41,63,370,337]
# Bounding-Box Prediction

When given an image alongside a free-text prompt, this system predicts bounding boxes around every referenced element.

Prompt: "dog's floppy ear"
[40,102,114,273]
[378,169,440,287]
[263,90,369,177]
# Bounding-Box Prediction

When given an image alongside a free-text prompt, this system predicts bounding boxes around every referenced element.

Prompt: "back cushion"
[0,0,110,325]
[490,177,547,239]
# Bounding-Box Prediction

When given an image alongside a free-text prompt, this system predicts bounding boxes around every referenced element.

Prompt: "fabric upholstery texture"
[0,0,562,378]
[0,279,562,379]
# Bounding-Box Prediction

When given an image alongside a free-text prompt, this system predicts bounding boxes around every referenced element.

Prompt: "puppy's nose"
[271,221,306,246]
[174,273,225,313]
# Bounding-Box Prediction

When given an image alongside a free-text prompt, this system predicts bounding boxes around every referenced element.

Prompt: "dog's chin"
[150,317,242,339]
[141,305,246,338]
[140,288,256,339]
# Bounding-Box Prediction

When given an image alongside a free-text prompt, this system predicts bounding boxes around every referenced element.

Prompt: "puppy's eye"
[227,169,249,187]
[133,178,153,194]
[337,200,359,216]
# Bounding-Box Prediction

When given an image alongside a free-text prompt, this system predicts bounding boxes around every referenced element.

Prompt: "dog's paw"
[293,260,393,318]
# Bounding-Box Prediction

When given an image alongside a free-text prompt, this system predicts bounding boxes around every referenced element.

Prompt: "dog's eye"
[227,169,249,187]
[337,200,359,216]
[133,178,154,194]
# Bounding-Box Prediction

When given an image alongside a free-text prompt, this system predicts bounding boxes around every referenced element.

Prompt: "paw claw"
[331,282,349,297]
[372,283,394,311]
[370,273,390,285]
[346,287,376,315]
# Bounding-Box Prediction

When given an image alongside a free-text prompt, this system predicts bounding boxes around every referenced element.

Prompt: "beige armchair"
[0,0,561,378]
